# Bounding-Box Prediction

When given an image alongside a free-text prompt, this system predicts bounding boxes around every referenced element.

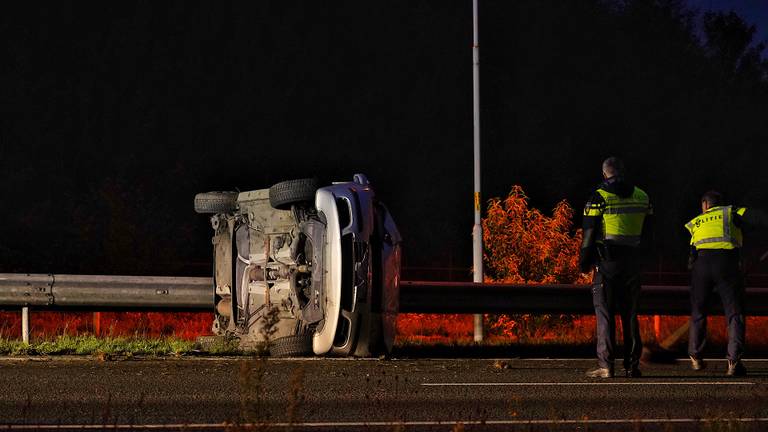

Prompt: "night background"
[2,0,767,279]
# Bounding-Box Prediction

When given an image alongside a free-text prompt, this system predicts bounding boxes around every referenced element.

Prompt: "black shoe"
[585,367,614,378]
[726,360,747,377]
[690,355,706,371]
[624,367,642,378]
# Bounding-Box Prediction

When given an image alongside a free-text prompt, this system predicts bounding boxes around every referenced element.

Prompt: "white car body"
[196,174,401,357]
[313,188,341,354]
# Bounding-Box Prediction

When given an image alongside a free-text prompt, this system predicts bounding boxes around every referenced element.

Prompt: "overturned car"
[194,174,401,357]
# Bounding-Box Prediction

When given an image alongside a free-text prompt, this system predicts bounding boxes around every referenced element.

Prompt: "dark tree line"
[1,1,766,276]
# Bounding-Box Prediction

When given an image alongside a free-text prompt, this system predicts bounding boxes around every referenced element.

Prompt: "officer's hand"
[687,248,697,271]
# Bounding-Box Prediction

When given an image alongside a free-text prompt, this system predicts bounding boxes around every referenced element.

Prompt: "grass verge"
[0,334,595,359]
[0,335,243,357]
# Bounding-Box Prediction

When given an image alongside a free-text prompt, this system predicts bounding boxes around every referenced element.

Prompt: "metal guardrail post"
[21,307,30,343]
[93,312,101,336]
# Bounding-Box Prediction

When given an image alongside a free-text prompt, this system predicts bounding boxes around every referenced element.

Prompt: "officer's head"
[701,190,723,212]
[602,157,625,180]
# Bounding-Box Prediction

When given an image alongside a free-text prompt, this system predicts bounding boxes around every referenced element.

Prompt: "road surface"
[1,357,767,430]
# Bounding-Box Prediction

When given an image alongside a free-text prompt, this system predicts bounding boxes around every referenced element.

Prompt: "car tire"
[270,334,314,357]
[194,191,238,214]
[268,178,319,210]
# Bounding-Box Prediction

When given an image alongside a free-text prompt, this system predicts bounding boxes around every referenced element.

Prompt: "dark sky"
[1,1,767,278]
[688,0,768,42]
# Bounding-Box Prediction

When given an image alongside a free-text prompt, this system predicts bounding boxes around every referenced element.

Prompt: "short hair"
[602,157,625,178]
[701,190,723,207]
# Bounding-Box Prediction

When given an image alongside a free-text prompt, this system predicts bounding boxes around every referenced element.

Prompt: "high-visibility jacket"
[584,187,652,247]
[685,205,746,250]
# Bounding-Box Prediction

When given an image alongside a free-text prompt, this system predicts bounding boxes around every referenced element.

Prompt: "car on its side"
[194,174,401,357]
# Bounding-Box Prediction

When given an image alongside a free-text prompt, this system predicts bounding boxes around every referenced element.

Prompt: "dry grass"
[0,311,213,340]
[395,313,768,350]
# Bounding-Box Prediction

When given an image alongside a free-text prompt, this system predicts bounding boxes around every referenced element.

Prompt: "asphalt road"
[1,357,768,431]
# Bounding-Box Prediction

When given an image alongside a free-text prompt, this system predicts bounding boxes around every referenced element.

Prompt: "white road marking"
[506,358,768,362]
[5,418,768,429]
[422,381,756,386]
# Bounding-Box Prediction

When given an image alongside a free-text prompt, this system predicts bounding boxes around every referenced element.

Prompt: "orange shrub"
[483,185,590,285]
[397,185,591,343]
[481,186,591,340]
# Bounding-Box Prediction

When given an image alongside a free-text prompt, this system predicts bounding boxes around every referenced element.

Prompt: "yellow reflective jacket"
[584,186,652,247]
[685,205,746,250]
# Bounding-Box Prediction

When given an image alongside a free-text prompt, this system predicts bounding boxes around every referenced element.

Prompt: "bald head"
[602,157,625,179]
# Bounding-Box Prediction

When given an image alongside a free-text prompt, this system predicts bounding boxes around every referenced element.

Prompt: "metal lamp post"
[472,0,484,342]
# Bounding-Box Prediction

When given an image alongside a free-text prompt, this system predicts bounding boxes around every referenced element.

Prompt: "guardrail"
[4,274,768,342]
[399,281,768,315]
[0,274,212,311]
[5,274,768,316]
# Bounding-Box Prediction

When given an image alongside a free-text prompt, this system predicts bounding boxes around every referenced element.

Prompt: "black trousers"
[689,249,745,362]
[592,256,643,370]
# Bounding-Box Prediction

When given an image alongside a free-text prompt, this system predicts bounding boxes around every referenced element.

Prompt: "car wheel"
[194,191,238,214]
[268,178,319,210]
[269,334,314,357]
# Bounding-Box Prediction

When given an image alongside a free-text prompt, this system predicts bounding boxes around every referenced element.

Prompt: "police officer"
[580,157,653,378]
[685,190,768,376]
